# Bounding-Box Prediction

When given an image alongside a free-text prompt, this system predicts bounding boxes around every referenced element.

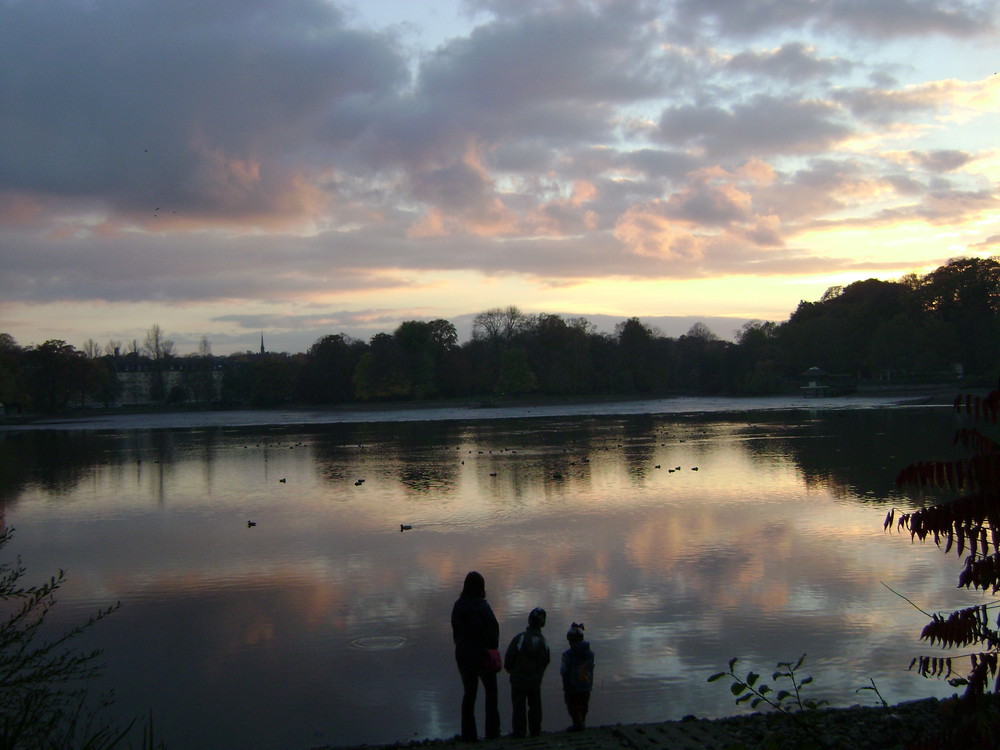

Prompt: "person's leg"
[576,692,590,728]
[566,692,586,731]
[458,661,480,741]
[563,691,576,730]
[526,683,543,736]
[481,669,500,738]
[510,684,527,738]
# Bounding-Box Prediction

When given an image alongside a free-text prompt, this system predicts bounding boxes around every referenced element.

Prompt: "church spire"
[259,333,265,355]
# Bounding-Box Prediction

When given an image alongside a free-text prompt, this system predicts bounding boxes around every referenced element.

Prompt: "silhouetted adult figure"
[451,571,500,741]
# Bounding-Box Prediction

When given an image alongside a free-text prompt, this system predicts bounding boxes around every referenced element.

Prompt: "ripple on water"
[350,635,408,650]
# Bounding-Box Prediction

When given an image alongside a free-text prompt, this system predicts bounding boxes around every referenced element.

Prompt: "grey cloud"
[657,95,852,158]
[884,174,926,195]
[212,309,420,337]
[673,0,822,39]
[0,0,408,216]
[803,188,999,231]
[673,0,995,39]
[741,221,785,247]
[436,0,667,102]
[971,234,1000,248]
[400,1,669,140]
[409,162,495,213]
[833,85,941,123]
[0,0,994,328]
[491,141,560,173]
[825,0,996,38]
[663,184,752,225]
[910,149,973,173]
[918,188,999,223]
[725,42,851,82]
[751,159,865,223]
[621,149,703,181]
[0,229,415,304]
[366,1,695,219]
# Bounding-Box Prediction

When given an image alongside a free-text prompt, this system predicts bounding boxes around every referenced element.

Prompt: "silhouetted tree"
[866,313,956,383]
[0,334,29,414]
[495,348,537,395]
[23,341,102,412]
[353,333,410,401]
[297,334,366,403]
[473,306,526,346]
[394,321,438,399]
[733,321,782,394]
[521,314,580,394]
[912,257,1000,378]
[778,278,909,377]
[615,317,657,393]
[142,324,175,402]
[221,353,297,406]
[81,338,101,359]
[889,388,1000,744]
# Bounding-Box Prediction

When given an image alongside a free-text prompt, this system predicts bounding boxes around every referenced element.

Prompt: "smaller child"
[560,622,594,732]
[503,607,550,737]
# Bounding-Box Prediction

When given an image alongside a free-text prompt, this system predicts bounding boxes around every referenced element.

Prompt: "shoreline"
[1,383,966,429]
[318,696,969,750]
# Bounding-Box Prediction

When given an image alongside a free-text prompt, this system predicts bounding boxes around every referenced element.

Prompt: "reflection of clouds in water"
[6,408,969,748]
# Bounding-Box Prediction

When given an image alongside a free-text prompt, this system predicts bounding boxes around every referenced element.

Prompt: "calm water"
[0,398,974,749]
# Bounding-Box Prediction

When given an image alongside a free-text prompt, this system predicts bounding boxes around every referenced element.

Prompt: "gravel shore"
[320,695,1000,750]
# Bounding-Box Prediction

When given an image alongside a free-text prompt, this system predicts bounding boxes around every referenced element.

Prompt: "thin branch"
[881,581,934,618]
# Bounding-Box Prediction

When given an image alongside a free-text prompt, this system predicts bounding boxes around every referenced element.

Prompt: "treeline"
[2,257,998,413]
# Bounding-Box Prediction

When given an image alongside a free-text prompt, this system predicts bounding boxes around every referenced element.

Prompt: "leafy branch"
[709,654,829,713]
[709,654,831,748]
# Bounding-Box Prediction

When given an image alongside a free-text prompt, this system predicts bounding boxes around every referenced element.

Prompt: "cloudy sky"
[2,0,998,354]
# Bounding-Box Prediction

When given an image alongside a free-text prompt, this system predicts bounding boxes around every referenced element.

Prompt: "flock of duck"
[244,437,700,531]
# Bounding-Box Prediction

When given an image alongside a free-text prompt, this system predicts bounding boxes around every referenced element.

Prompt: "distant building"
[799,366,854,396]
[94,357,223,406]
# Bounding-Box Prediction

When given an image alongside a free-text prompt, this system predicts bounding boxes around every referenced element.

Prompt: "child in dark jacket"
[560,622,594,732]
[503,607,550,737]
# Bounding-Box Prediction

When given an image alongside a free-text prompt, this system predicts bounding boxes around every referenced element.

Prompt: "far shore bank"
[0,382,971,427]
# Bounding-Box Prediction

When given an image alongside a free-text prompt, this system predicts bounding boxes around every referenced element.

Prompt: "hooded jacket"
[451,594,500,666]
[503,625,550,689]
[560,640,594,693]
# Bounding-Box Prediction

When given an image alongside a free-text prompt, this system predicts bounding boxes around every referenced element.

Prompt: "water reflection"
[0,407,968,750]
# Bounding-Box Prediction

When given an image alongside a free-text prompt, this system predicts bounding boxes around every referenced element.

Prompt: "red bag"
[484,648,502,673]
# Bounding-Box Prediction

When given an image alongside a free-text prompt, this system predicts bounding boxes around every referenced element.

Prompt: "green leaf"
[736,693,753,704]
[799,676,813,686]
[776,690,791,702]
[707,672,726,683]
[772,671,784,680]
[793,654,806,671]
[728,657,739,671]
[731,683,747,696]
[746,671,759,687]
[751,698,763,709]
[759,685,771,694]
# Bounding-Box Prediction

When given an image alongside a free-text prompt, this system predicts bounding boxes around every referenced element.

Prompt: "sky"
[1,0,998,355]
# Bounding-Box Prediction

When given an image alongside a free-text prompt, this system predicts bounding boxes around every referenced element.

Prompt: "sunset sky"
[2,0,998,354]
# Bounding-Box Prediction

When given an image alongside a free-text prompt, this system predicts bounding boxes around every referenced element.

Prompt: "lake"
[0,396,975,749]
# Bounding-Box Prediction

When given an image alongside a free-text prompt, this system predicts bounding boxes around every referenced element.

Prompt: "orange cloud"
[614,204,706,259]
[0,192,45,224]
